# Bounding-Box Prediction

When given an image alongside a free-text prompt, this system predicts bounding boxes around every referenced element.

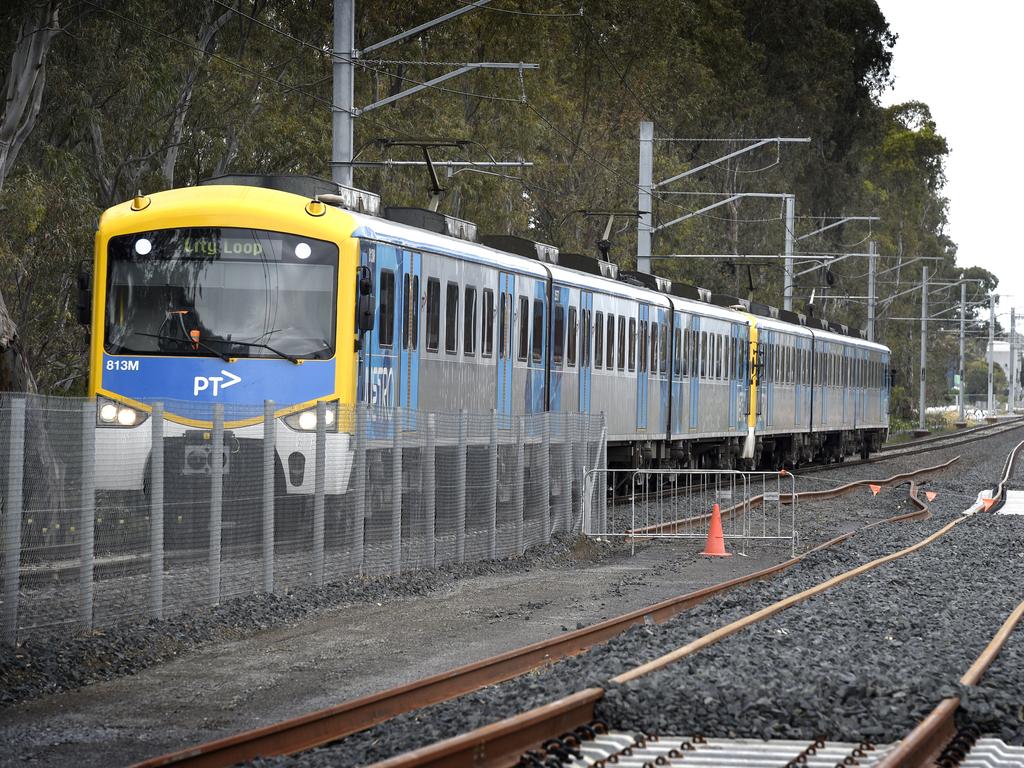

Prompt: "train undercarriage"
[609,428,888,473]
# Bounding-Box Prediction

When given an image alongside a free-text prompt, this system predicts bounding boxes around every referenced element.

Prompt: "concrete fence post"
[390,406,403,575]
[350,405,366,575]
[455,409,467,562]
[540,412,551,544]
[209,403,223,606]
[2,398,25,645]
[424,413,436,568]
[80,399,96,630]
[313,400,326,586]
[486,408,498,559]
[150,402,164,620]
[262,400,275,593]
[513,416,525,555]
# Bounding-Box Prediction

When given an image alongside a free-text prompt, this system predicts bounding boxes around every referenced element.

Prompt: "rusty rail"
[629,457,955,536]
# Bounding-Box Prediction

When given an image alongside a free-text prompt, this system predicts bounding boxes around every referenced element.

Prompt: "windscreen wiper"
[128,331,231,362]
[208,337,301,365]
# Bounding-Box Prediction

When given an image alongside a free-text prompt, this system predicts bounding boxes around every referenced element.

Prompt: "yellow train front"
[85,177,368,508]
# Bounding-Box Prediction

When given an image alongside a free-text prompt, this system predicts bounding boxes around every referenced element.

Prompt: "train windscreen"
[104,227,338,361]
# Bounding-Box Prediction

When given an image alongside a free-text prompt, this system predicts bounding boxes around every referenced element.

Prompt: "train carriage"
[83,175,890,499]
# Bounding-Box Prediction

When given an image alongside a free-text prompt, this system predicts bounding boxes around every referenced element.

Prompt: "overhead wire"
[453,0,583,17]
[212,0,529,106]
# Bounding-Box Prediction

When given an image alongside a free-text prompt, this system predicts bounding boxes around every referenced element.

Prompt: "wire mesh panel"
[582,468,798,556]
[0,394,605,643]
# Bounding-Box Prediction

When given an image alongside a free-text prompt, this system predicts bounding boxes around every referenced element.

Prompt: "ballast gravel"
[254,426,1024,767]
[599,515,1024,743]
[0,532,628,707]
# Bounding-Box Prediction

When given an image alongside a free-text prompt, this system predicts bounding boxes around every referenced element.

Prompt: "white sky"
[878,1,1023,318]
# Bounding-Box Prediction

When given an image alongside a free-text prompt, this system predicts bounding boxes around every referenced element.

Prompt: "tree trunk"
[0,1,60,193]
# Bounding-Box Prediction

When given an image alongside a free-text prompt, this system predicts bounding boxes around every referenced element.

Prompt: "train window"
[482,289,494,358]
[674,328,682,377]
[402,274,419,350]
[581,308,590,367]
[649,321,658,375]
[567,307,577,367]
[425,277,440,352]
[617,316,625,370]
[378,269,395,348]
[531,298,544,363]
[611,315,620,369]
[553,303,565,365]
[660,324,668,375]
[595,312,604,368]
[639,320,647,373]
[501,293,512,358]
[515,296,527,361]
[464,286,477,356]
[683,328,691,377]
[699,331,707,378]
[629,318,637,372]
[445,282,459,354]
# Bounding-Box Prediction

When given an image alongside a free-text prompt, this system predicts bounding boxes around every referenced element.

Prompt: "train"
[80,174,890,497]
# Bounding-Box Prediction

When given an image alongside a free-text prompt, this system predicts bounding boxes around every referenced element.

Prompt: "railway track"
[132,458,958,768]
[346,438,1023,768]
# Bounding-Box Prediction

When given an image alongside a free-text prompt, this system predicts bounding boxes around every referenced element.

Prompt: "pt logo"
[194,370,242,397]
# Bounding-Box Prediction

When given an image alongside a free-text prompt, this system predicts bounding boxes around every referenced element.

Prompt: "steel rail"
[876,600,1024,768]
[132,462,950,768]
[628,458,955,535]
[363,481,961,768]
[873,438,1024,767]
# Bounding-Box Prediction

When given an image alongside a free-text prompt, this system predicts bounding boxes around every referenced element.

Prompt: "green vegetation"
[0,0,997,398]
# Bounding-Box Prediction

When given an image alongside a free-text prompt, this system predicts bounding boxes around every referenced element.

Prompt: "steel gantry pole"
[1010,307,1017,413]
[783,195,796,311]
[867,240,877,342]
[988,294,996,416]
[333,0,355,187]
[637,121,654,274]
[919,266,928,433]
[958,280,966,425]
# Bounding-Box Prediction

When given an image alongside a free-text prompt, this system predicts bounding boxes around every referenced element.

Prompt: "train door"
[671,311,685,435]
[549,284,569,411]
[363,242,403,413]
[398,250,421,418]
[579,290,593,413]
[729,323,741,431]
[794,338,803,426]
[689,315,700,431]
[636,304,649,430]
[495,272,515,417]
[763,330,774,429]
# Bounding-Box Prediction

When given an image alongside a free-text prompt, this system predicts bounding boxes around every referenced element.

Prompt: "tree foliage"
[0,0,995,403]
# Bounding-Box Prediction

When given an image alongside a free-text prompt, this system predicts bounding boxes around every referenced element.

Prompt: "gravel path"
[0,533,631,707]
[257,427,1024,767]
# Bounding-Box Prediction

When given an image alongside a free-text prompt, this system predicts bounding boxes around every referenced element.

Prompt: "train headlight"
[96,398,149,428]
[283,402,338,432]
[298,410,317,431]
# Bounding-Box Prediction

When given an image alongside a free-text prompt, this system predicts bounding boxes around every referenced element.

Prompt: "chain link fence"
[0,394,606,644]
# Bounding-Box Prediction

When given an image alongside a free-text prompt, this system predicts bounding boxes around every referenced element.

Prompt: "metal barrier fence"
[0,394,606,643]
[582,469,797,556]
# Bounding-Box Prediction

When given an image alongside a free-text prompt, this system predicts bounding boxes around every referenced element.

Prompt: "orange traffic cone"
[701,503,732,557]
